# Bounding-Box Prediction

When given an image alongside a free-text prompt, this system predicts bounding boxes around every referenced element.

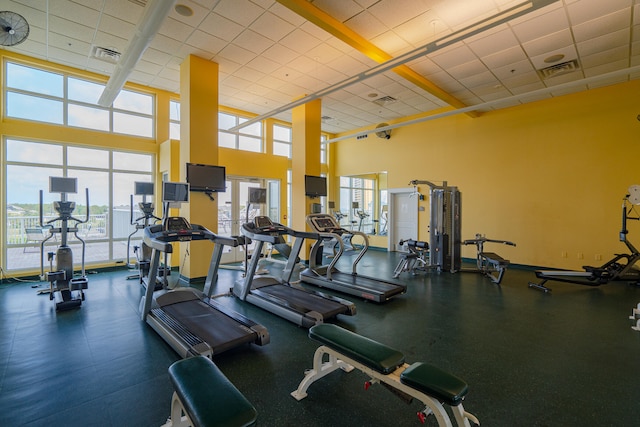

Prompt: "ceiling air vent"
[373,96,397,106]
[321,116,334,122]
[128,0,147,6]
[537,59,580,79]
[92,46,121,63]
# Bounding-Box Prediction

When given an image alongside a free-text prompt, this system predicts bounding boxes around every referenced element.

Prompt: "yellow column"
[291,98,322,260]
[179,55,219,280]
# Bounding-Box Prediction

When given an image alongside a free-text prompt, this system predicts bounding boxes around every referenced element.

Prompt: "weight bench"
[478,252,509,284]
[164,356,257,427]
[291,324,479,426]
[462,234,516,285]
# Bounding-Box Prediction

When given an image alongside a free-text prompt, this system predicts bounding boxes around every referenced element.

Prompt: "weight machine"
[529,186,640,292]
[38,177,89,311]
[409,180,462,273]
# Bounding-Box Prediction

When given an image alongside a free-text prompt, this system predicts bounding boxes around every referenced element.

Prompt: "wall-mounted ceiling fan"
[0,11,30,46]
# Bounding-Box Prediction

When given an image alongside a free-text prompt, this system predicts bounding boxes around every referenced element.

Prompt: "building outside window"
[3,138,154,272]
[5,61,155,138]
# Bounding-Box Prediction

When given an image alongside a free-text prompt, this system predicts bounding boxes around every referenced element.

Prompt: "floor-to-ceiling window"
[4,138,154,272]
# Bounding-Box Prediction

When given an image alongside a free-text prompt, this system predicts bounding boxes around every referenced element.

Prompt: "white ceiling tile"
[249,11,297,42]
[580,45,629,69]
[493,59,535,80]
[312,0,364,24]
[214,0,265,27]
[572,8,631,43]
[447,60,489,80]
[279,28,323,54]
[367,0,431,29]
[577,29,630,58]
[430,44,477,69]
[458,70,498,88]
[216,43,257,66]
[480,45,528,69]
[267,2,307,26]
[345,11,386,40]
[521,29,573,57]
[393,10,442,48]
[431,0,498,31]
[370,31,410,56]
[233,29,273,54]
[511,7,569,43]
[185,30,227,55]
[157,17,195,43]
[200,13,244,42]
[567,0,633,26]
[246,55,281,75]
[466,28,519,58]
[102,0,143,25]
[261,43,299,65]
[98,14,136,41]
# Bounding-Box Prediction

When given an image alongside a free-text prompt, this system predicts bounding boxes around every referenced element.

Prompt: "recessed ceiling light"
[175,4,193,17]
[544,54,565,64]
[368,93,378,98]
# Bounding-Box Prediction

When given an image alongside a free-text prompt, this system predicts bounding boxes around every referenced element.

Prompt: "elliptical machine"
[39,177,89,311]
[126,181,162,285]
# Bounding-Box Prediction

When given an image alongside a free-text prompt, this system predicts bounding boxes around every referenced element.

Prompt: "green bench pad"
[309,324,405,375]
[168,356,257,427]
[400,362,468,406]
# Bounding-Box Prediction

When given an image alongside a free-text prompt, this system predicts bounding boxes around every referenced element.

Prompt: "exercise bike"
[38,177,89,311]
[126,182,164,287]
[529,186,640,292]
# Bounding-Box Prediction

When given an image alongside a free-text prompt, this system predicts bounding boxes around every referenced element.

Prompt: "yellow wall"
[333,79,640,270]
[4,49,640,273]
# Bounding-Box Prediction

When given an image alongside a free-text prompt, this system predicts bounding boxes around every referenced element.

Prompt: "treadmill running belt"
[162,300,257,354]
[257,284,347,318]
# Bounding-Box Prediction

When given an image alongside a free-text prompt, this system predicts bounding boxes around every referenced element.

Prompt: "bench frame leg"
[162,391,193,427]
[291,345,478,427]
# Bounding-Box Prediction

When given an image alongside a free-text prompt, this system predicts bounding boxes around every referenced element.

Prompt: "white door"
[388,188,418,252]
[218,177,265,264]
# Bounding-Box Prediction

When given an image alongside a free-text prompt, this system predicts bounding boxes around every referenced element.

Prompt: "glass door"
[218,177,266,265]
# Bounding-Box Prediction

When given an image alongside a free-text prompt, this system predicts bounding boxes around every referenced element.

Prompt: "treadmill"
[139,216,269,358]
[301,213,406,303]
[233,216,356,328]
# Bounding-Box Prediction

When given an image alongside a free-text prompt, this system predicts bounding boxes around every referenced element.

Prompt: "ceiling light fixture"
[175,4,193,17]
[228,0,558,132]
[97,0,177,107]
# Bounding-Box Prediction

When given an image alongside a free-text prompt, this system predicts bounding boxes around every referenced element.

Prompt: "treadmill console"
[164,216,193,241]
[253,216,288,234]
[308,214,343,234]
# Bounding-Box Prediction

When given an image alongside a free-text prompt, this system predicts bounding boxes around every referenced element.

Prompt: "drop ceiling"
[2,0,639,134]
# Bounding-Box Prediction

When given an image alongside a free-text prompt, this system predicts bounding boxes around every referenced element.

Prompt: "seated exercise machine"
[140,182,269,358]
[291,324,479,426]
[163,356,257,427]
[38,176,89,311]
[529,186,640,292]
[393,239,430,279]
[462,234,516,285]
[301,213,406,302]
[233,216,356,328]
[126,181,166,287]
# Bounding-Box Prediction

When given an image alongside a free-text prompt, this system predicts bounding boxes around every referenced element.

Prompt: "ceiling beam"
[276,0,479,117]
